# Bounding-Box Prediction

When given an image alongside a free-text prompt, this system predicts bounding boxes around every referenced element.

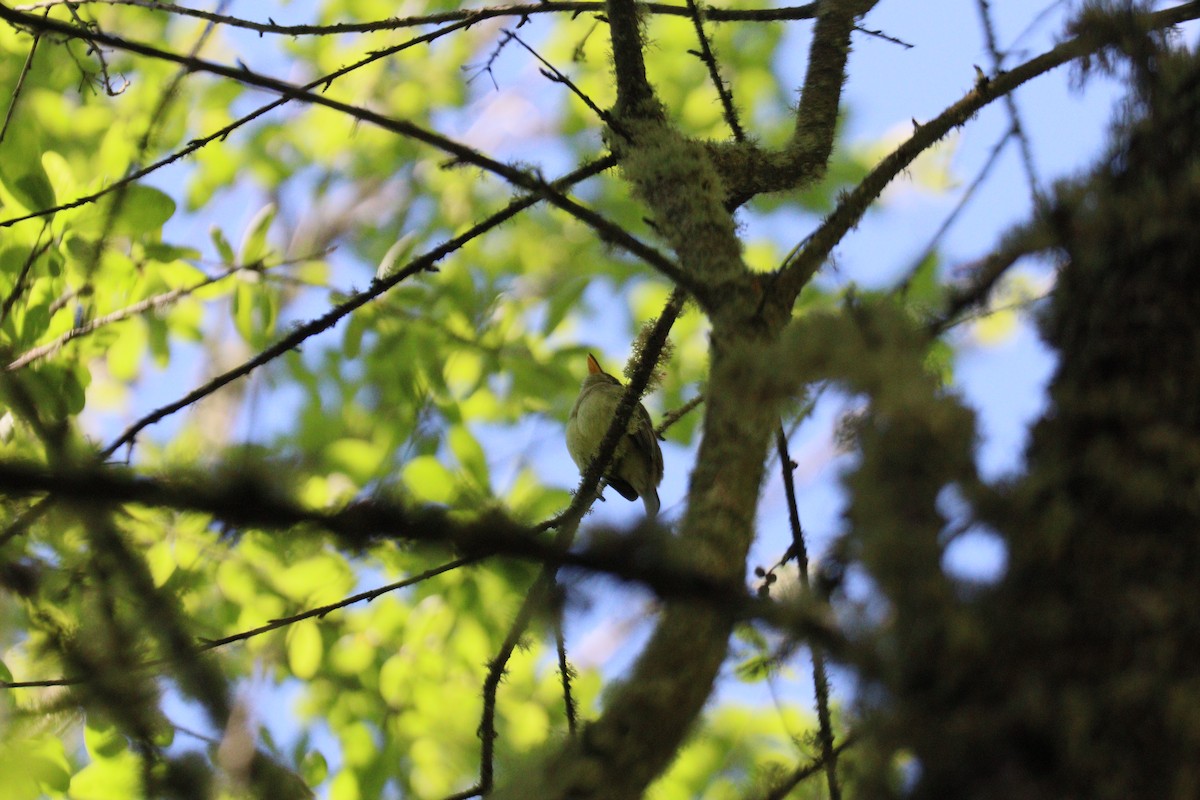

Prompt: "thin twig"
[1,556,480,688]
[504,29,621,135]
[893,126,1015,299]
[13,0,821,37]
[98,155,616,459]
[853,23,913,48]
[479,288,687,790]
[655,393,703,437]
[774,1,1200,303]
[928,221,1054,336]
[975,0,1043,204]
[0,9,43,143]
[6,260,258,371]
[194,557,480,653]
[0,5,691,291]
[63,1,127,95]
[0,225,52,325]
[0,17,474,230]
[775,424,839,800]
[685,0,744,140]
[757,732,858,800]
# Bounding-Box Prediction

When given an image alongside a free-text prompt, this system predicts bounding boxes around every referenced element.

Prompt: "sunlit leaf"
[287,622,323,680]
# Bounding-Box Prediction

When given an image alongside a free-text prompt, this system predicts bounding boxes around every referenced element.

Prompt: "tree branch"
[606,0,661,120]
[0,457,837,643]
[791,0,877,171]
[775,424,840,800]
[685,0,743,140]
[0,15,475,230]
[774,0,1200,304]
[0,3,692,292]
[478,289,686,792]
[99,156,615,458]
[14,0,819,37]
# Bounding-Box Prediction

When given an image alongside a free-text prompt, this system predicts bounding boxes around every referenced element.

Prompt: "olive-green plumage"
[566,353,664,516]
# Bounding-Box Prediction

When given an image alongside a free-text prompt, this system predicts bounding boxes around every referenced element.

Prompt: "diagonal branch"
[0,3,692,291]
[894,126,1015,297]
[0,16,474,230]
[685,0,744,140]
[774,0,1200,305]
[0,6,42,142]
[757,732,859,800]
[477,289,686,792]
[98,156,616,458]
[5,255,321,371]
[976,0,1044,204]
[2,556,481,688]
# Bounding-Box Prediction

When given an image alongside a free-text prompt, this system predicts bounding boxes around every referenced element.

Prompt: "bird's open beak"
[587,353,603,375]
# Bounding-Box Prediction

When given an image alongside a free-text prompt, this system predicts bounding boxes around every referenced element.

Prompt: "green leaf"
[375,233,417,281]
[84,720,127,759]
[142,241,202,262]
[0,126,56,215]
[449,425,489,491]
[402,456,455,504]
[0,735,71,799]
[210,225,236,264]
[108,184,176,236]
[105,319,147,382]
[287,622,323,680]
[238,202,277,266]
[231,280,278,346]
[326,437,386,485]
[69,749,142,799]
[300,749,328,787]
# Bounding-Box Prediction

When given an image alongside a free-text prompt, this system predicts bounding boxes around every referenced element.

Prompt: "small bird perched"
[566,353,664,516]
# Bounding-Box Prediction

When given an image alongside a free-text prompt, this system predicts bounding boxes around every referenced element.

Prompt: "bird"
[566,353,664,516]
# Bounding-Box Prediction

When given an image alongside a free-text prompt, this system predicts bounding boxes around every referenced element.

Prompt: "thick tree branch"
[0,458,838,642]
[706,0,877,205]
[791,0,877,172]
[606,0,661,120]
